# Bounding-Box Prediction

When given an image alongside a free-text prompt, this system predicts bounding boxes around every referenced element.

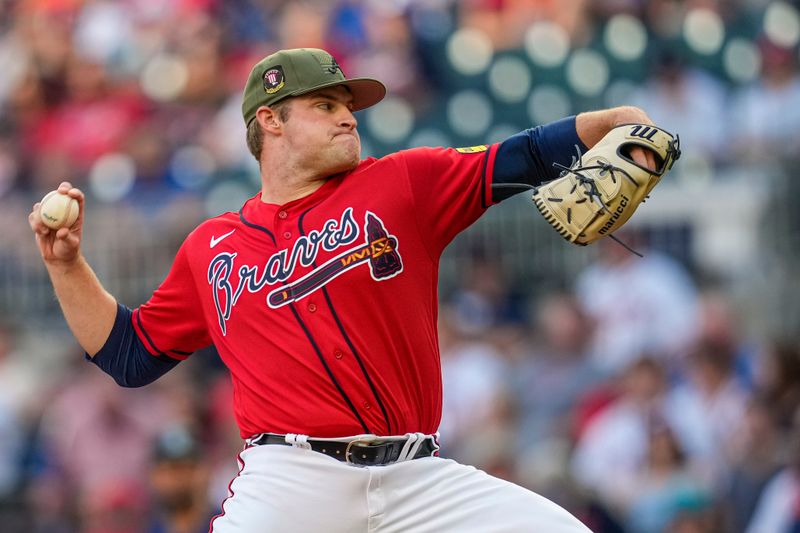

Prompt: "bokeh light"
[170,146,216,191]
[446,28,494,75]
[604,14,648,62]
[524,21,570,68]
[447,90,493,137]
[88,153,136,203]
[528,85,571,125]
[566,49,609,97]
[366,96,415,144]
[488,56,532,104]
[683,8,725,55]
[74,2,130,64]
[140,53,188,102]
[724,39,762,83]
[764,1,800,48]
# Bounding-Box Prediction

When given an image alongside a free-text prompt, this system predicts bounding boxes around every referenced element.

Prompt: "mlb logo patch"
[263,66,285,94]
[455,145,488,154]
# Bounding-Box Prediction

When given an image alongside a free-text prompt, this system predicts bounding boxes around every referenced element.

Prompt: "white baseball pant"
[209,435,592,532]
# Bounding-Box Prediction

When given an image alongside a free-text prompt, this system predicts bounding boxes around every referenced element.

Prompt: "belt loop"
[246,433,265,447]
[396,432,426,462]
[285,433,312,450]
[431,433,441,456]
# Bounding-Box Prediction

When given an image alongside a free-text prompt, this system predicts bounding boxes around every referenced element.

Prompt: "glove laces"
[550,145,644,257]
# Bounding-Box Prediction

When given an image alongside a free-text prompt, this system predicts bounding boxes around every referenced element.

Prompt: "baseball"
[39,190,79,230]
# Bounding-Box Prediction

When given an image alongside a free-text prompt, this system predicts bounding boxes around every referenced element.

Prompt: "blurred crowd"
[439,234,800,533]
[2,0,800,532]
[0,0,799,202]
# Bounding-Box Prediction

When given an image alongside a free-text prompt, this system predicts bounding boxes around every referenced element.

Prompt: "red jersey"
[133,145,499,438]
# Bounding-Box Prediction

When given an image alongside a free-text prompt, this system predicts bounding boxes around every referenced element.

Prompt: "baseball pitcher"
[29,48,678,532]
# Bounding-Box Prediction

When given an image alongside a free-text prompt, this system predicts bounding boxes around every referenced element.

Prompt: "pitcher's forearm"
[45,255,118,357]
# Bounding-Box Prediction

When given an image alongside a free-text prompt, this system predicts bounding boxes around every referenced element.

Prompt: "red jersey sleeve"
[132,239,211,360]
[398,145,498,257]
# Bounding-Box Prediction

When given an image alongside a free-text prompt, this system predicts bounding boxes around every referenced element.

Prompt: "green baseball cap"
[241,48,387,126]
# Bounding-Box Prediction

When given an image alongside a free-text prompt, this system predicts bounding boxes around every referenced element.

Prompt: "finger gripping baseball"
[532,123,680,246]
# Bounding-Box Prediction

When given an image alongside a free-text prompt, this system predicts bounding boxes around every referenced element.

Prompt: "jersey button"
[334,350,343,359]
[278,210,288,219]
[283,231,291,239]
[307,303,317,313]
[363,402,372,410]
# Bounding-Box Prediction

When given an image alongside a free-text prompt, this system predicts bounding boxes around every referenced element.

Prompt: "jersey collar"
[242,171,347,224]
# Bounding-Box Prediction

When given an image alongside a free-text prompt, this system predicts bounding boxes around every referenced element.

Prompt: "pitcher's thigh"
[381,458,592,533]
[210,446,369,532]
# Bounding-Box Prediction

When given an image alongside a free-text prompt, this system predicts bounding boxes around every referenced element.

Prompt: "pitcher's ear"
[256,106,281,134]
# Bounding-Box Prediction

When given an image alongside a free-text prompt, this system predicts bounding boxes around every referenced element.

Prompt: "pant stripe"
[208,449,247,533]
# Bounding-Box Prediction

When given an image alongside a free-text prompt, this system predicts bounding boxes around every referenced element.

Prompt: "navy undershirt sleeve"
[86,303,181,387]
[492,115,588,203]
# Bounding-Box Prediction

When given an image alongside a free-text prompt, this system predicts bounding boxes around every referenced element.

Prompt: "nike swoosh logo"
[210,229,236,248]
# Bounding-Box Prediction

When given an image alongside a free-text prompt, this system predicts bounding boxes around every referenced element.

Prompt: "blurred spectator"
[668,505,721,533]
[745,421,800,533]
[34,367,157,494]
[437,306,514,468]
[574,232,700,375]
[202,371,244,510]
[78,479,148,533]
[0,325,24,515]
[512,292,623,529]
[512,291,601,450]
[459,0,588,46]
[26,55,147,184]
[446,251,528,334]
[29,356,200,530]
[626,422,711,533]
[570,355,724,528]
[729,38,800,162]
[0,134,20,197]
[725,395,784,532]
[631,51,728,166]
[754,340,800,431]
[666,338,750,489]
[0,319,39,420]
[348,6,430,105]
[695,289,760,388]
[589,0,648,22]
[570,356,670,511]
[146,426,216,533]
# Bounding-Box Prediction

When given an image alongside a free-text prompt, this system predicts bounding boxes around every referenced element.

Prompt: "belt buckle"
[345,436,379,465]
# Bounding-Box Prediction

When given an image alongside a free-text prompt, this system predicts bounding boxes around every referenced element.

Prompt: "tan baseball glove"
[532,123,680,248]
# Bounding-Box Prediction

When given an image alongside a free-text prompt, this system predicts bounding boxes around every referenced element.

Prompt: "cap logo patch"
[322,57,343,75]
[263,66,285,94]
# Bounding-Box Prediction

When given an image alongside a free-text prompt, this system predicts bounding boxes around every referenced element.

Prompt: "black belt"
[248,434,438,466]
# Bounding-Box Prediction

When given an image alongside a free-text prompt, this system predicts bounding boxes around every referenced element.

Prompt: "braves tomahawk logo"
[267,212,401,308]
[207,209,402,335]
